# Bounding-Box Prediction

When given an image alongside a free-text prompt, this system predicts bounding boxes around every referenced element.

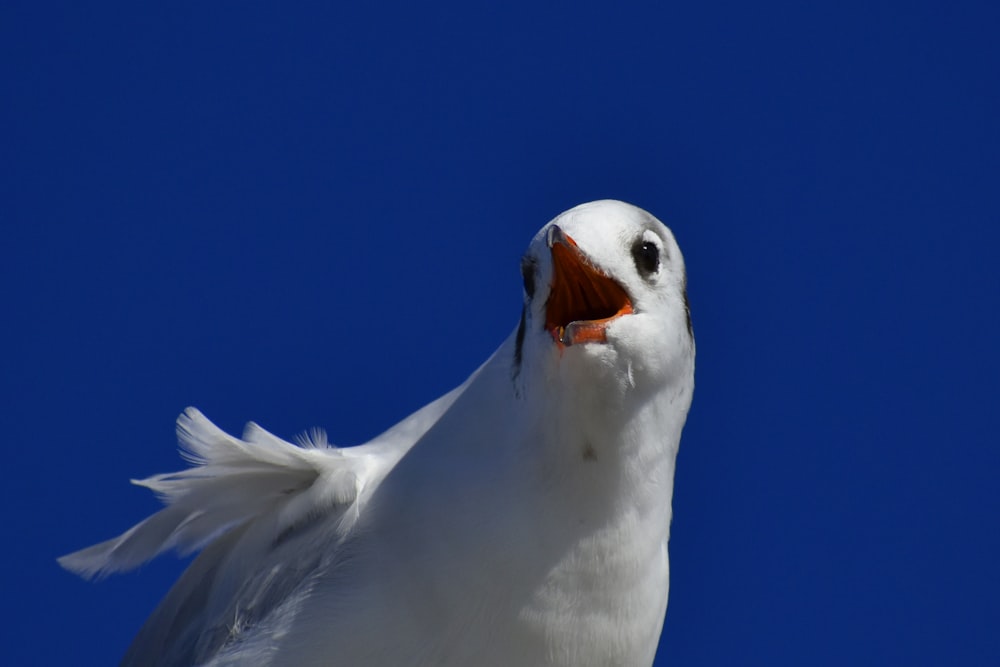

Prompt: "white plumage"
[61,200,695,666]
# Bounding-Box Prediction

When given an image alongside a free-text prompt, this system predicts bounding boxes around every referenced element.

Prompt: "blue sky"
[3,1,998,664]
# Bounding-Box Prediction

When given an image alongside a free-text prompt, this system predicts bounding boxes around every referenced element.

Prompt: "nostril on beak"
[547,225,575,249]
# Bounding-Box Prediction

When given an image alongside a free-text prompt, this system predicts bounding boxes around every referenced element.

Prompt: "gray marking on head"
[682,278,693,340]
[512,305,526,383]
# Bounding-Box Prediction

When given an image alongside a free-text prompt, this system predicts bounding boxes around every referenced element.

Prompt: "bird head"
[514,200,694,398]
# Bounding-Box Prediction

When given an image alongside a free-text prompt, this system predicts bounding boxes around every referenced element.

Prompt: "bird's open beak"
[545,226,633,347]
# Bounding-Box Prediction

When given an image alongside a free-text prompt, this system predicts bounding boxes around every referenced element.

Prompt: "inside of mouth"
[545,243,633,335]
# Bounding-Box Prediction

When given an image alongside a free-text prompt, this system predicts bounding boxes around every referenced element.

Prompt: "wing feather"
[58,408,354,580]
[58,381,469,665]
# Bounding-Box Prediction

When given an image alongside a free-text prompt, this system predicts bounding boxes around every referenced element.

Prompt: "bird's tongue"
[545,233,633,347]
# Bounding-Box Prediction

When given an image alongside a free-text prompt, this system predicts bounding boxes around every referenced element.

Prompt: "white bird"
[60,200,696,667]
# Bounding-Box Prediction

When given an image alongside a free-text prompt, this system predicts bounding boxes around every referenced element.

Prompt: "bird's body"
[61,200,695,666]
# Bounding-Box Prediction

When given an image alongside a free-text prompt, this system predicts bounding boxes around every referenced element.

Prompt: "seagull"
[60,199,696,667]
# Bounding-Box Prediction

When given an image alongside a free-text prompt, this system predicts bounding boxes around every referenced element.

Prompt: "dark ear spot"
[520,257,537,299]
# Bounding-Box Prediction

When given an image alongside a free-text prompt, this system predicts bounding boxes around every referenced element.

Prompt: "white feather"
[59,386,463,581]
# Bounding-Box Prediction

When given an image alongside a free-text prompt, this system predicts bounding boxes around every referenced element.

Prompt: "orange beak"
[544,226,633,347]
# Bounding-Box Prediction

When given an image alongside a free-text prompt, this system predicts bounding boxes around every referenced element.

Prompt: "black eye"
[520,257,536,298]
[631,240,660,277]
